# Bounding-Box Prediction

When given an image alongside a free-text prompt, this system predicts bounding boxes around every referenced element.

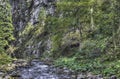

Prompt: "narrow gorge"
[0,0,120,79]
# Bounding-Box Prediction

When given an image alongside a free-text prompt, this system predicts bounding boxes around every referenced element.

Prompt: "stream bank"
[0,59,117,79]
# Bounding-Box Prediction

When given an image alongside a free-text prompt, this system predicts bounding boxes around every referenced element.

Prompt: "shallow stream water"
[11,59,74,79]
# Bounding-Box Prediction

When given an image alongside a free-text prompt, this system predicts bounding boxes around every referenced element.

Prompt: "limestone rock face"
[10,0,56,31]
[10,0,56,58]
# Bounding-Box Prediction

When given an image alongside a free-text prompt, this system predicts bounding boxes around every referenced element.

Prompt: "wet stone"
[77,74,86,79]
[0,71,5,78]
[110,75,117,79]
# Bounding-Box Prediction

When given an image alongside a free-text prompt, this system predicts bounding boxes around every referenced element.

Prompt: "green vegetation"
[43,0,120,77]
[0,0,120,78]
[0,0,14,66]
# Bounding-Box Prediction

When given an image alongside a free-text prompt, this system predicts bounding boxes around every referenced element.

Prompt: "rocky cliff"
[10,0,56,58]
